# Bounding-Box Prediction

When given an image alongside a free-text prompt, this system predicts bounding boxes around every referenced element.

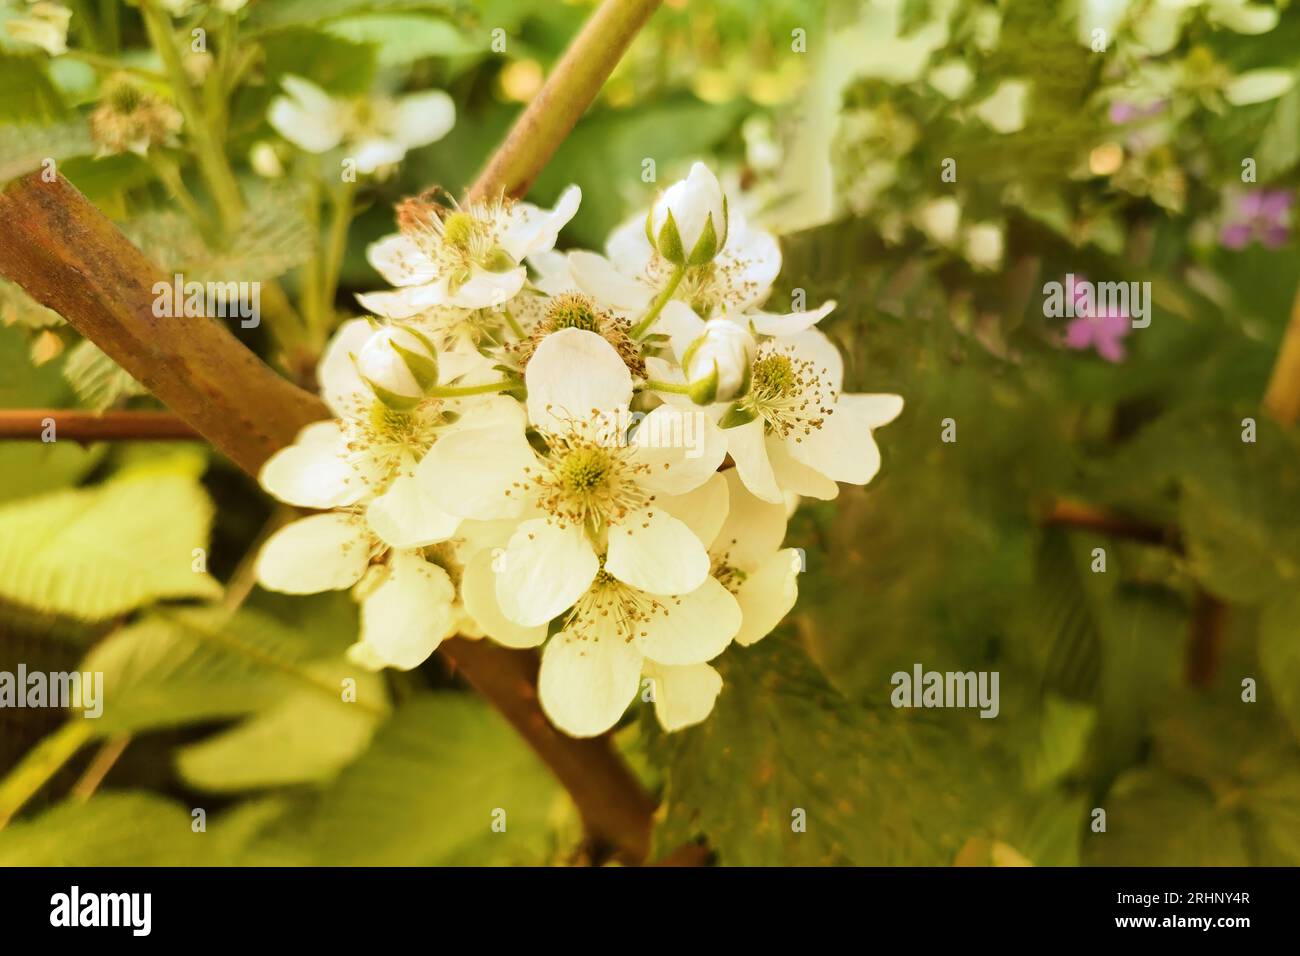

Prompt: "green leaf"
[250,0,467,32]
[83,606,381,734]
[0,473,221,621]
[651,636,997,865]
[1260,594,1300,746]
[323,14,482,66]
[61,340,147,411]
[259,29,378,96]
[0,119,93,184]
[301,694,575,865]
[0,792,223,865]
[0,53,64,124]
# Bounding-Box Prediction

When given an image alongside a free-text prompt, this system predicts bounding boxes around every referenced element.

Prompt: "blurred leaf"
[323,14,482,66]
[0,53,64,124]
[0,119,93,184]
[250,0,467,32]
[302,694,574,865]
[0,792,223,865]
[651,635,999,865]
[259,29,378,96]
[61,340,147,411]
[1258,593,1300,746]
[0,472,220,621]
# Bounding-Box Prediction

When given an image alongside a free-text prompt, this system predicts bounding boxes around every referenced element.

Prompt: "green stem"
[630,264,685,338]
[301,173,325,347]
[0,721,94,829]
[320,179,358,334]
[643,378,692,394]
[63,49,166,82]
[148,151,211,235]
[429,378,521,397]
[503,308,526,339]
[140,0,244,234]
[98,0,119,53]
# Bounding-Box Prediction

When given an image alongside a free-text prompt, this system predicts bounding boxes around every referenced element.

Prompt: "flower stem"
[0,721,94,830]
[630,264,684,339]
[147,150,211,235]
[429,378,521,398]
[643,378,691,394]
[63,49,166,82]
[320,179,358,336]
[139,0,244,234]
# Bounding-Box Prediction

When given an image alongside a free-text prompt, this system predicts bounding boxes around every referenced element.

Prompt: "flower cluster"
[254,162,903,738]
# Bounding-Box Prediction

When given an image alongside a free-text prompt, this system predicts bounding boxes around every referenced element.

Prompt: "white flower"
[568,200,780,320]
[268,76,455,174]
[347,550,459,670]
[356,186,581,315]
[963,222,1004,270]
[5,1,70,56]
[918,196,961,245]
[647,161,728,265]
[419,328,725,628]
[681,317,756,402]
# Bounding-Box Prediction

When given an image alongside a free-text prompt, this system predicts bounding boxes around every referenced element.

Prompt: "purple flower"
[1108,99,1167,125]
[1220,189,1294,250]
[1063,274,1130,363]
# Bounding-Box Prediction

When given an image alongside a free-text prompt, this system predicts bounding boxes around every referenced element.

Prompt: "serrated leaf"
[0,792,223,865]
[83,605,379,734]
[302,694,575,865]
[0,473,221,621]
[651,636,998,865]
[61,340,147,411]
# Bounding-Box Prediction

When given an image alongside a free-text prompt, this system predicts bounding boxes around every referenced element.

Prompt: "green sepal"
[717,401,757,429]
[688,361,720,405]
[686,212,720,266]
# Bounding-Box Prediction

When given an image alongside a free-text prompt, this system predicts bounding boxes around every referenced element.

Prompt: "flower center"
[546,293,602,332]
[564,565,669,644]
[441,211,481,251]
[342,400,446,490]
[525,430,651,533]
[740,345,834,439]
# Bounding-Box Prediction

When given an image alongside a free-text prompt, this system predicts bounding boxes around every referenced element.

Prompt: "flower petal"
[747,299,836,337]
[768,434,839,500]
[726,418,783,503]
[525,328,632,431]
[640,575,740,665]
[629,404,726,495]
[416,420,534,521]
[259,420,363,508]
[713,469,786,569]
[393,90,455,148]
[367,233,439,288]
[568,250,653,312]
[538,625,643,737]
[445,267,527,310]
[461,549,547,648]
[791,392,902,486]
[366,473,462,548]
[644,660,723,732]
[734,548,801,646]
[499,185,582,262]
[256,513,370,594]
[656,472,729,552]
[606,506,711,595]
[359,552,456,669]
[496,518,598,626]
[317,318,374,417]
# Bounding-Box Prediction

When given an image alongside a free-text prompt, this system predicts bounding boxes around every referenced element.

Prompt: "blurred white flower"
[5,1,70,55]
[268,75,455,174]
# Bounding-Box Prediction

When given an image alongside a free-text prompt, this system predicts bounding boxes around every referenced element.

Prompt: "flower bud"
[681,318,755,404]
[646,162,728,267]
[355,326,438,407]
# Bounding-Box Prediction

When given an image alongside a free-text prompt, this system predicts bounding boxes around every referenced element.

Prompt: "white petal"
[360,552,456,669]
[366,233,439,288]
[786,328,844,395]
[445,266,527,310]
[791,392,902,486]
[393,90,455,148]
[499,185,582,261]
[525,328,632,431]
[645,660,723,732]
[351,137,406,174]
[317,318,374,417]
[356,284,445,319]
[366,473,462,548]
[656,472,729,552]
[747,299,836,337]
[713,469,786,569]
[719,217,780,311]
[496,518,598,626]
[629,404,726,495]
[416,421,534,521]
[538,626,642,737]
[256,513,370,594]
[605,506,710,596]
[640,575,740,665]
[461,549,547,648]
[605,213,655,277]
[725,418,783,503]
[568,250,653,312]
[734,548,800,646]
[1224,69,1295,106]
[658,299,707,362]
[768,434,839,500]
[258,420,362,508]
[269,78,343,153]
